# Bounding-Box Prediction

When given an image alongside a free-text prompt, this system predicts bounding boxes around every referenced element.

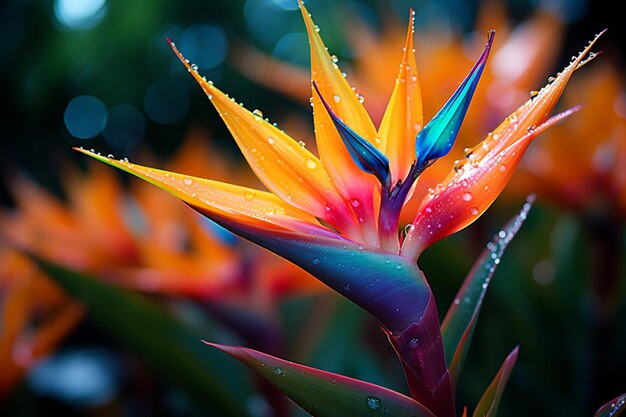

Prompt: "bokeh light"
[53,0,107,31]
[102,105,146,151]
[143,79,189,124]
[28,349,118,408]
[64,95,108,139]
[272,32,309,66]
[179,24,228,70]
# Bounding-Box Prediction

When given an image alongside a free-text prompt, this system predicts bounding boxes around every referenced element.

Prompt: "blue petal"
[416,30,495,167]
[313,82,391,187]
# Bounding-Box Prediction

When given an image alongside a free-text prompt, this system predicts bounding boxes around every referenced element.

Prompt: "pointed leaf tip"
[473,346,519,417]
[442,196,534,384]
[415,30,495,168]
[313,82,391,187]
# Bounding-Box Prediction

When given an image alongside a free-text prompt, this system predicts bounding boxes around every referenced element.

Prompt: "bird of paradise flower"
[76,2,618,416]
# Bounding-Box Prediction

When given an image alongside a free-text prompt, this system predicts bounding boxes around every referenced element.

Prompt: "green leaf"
[34,256,252,417]
[208,342,436,417]
[441,196,534,384]
[595,392,626,417]
[472,346,519,417]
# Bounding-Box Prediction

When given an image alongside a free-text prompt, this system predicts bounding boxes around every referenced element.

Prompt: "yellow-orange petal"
[168,39,361,240]
[74,149,323,236]
[300,1,380,245]
[378,10,423,183]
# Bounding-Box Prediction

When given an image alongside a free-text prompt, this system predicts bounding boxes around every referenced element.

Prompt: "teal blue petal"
[313,82,391,187]
[415,30,495,167]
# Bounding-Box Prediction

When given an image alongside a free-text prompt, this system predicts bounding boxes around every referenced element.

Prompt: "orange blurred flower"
[0,129,320,397]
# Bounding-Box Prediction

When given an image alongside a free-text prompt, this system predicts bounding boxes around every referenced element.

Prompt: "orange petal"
[378,11,423,183]
[74,149,323,236]
[300,1,380,246]
[401,31,604,259]
[167,39,361,241]
[477,30,605,162]
[402,107,580,259]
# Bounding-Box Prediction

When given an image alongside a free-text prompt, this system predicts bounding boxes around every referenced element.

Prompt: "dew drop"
[298,140,306,148]
[408,338,419,349]
[273,367,283,376]
[462,192,473,202]
[365,396,382,410]
[244,190,256,200]
[330,54,338,63]
[191,63,198,71]
[312,258,320,265]
[252,109,263,117]
[499,164,507,172]
[333,95,341,103]
[350,198,360,207]
[469,207,479,216]
[184,177,193,185]
[306,158,318,169]
[267,137,275,145]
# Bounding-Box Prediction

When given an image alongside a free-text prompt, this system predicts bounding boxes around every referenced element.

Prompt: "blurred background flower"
[1,0,625,416]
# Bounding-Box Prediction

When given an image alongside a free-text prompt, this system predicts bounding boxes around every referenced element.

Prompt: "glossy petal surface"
[378,12,423,183]
[168,40,361,239]
[402,30,603,259]
[415,31,494,168]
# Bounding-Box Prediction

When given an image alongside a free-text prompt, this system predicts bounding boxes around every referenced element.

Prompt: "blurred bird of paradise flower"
[76,0,603,414]
[0,130,321,399]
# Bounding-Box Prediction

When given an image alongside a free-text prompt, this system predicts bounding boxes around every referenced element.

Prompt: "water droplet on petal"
[184,177,193,185]
[499,164,507,172]
[273,367,283,375]
[267,137,275,145]
[462,192,473,202]
[366,396,382,410]
[333,95,341,103]
[408,338,419,349]
[252,109,263,117]
[469,207,479,216]
[306,158,317,169]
